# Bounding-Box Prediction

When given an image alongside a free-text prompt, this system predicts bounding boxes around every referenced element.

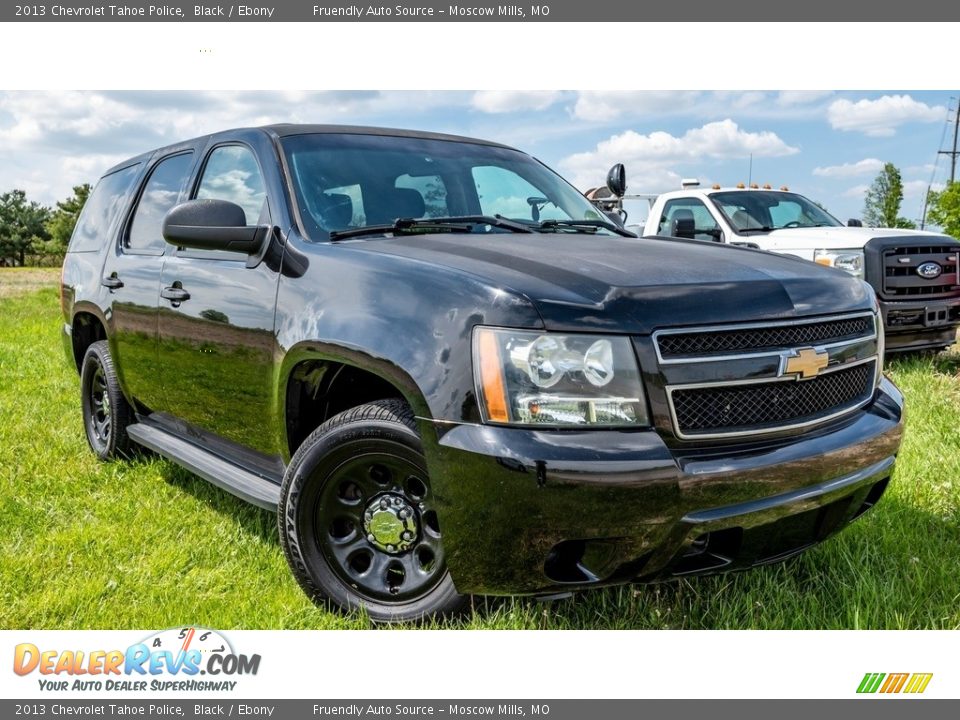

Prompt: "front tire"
[80,340,133,460]
[278,399,466,622]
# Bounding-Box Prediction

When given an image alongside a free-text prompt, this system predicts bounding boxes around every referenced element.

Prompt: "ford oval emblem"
[916,261,943,279]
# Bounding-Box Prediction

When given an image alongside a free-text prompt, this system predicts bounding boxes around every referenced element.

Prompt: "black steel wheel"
[278,399,466,622]
[80,340,133,460]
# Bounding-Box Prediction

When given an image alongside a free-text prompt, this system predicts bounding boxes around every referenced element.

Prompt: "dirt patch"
[0,268,60,298]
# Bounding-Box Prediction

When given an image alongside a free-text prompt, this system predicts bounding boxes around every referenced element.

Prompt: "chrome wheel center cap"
[363,494,418,554]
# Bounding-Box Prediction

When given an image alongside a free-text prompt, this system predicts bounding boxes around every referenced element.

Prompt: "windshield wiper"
[736,226,775,234]
[328,215,534,242]
[537,218,635,237]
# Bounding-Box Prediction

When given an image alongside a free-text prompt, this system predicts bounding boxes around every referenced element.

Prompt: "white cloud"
[827,94,945,137]
[905,163,937,176]
[777,91,834,106]
[0,90,469,204]
[903,179,938,199]
[470,90,562,114]
[559,119,798,191]
[571,91,702,122]
[812,158,885,178]
[842,184,869,199]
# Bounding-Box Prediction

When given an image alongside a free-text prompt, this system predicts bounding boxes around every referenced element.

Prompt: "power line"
[938,96,959,184]
[920,99,955,229]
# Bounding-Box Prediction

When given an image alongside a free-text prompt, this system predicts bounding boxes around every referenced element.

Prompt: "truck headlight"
[814,248,865,279]
[474,327,650,427]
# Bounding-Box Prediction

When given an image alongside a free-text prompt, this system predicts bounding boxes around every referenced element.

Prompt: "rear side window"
[126,152,194,253]
[67,164,141,253]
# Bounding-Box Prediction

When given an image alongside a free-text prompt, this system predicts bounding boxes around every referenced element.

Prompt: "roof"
[260,123,513,149]
[659,186,794,198]
[102,123,516,176]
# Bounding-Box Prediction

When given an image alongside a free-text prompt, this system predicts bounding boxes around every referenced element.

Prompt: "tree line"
[0,184,90,267]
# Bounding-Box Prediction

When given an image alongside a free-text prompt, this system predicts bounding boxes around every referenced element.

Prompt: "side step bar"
[127,422,281,510]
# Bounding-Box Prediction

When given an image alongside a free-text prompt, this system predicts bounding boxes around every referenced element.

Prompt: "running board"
[126,422,281,510]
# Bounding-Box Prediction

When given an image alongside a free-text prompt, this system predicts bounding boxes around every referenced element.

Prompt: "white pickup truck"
[633,181,960,353]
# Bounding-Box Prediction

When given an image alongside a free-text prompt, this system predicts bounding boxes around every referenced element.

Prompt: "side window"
[472,165,572,222]
[195,145,267,224]
[126,152,194,253]
[68,163,141,253]
[658,198,720,241]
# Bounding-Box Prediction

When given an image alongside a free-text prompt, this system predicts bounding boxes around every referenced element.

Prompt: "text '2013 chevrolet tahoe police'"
[61,126,904,621]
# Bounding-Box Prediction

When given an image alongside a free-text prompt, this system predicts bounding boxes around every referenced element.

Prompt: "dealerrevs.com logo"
[13,627,261,693]
[857,673,933,694]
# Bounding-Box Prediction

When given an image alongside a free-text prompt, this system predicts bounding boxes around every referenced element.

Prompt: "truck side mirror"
[672,217,696,239]
[847,218,863,227]
[162,199,267,253]
[606,164,626,198]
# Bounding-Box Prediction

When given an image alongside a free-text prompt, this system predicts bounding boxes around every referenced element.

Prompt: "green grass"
[1,269,958,629]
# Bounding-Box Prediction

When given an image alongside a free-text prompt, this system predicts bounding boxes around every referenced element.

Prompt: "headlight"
[814,248,865,279]
[473,327,649,427]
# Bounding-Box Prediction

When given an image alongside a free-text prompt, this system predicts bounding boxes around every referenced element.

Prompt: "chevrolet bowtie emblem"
[782,347,830,380]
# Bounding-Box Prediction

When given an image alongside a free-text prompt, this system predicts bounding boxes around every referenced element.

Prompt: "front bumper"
[879,296,960,352]
[425,378,904,595]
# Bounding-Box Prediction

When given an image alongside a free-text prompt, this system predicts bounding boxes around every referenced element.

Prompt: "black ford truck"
[61,125,904,621]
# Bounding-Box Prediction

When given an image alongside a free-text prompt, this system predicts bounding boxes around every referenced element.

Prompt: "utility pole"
[939,97,960,184]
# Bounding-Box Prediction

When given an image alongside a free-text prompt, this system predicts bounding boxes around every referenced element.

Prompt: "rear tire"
[278,399,467,622]
[80,340,134,460]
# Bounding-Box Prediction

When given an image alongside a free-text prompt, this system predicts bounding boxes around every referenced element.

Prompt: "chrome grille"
[656,312,880,440]
[882,245,960,298]
[657,316,873,359]
[671,360,875,437]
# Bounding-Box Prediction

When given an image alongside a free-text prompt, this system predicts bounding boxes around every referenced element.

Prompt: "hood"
[757,226,952,252]
[349,233,874,334]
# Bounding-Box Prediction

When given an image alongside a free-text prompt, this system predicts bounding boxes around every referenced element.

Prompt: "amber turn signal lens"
[475,328,509,422]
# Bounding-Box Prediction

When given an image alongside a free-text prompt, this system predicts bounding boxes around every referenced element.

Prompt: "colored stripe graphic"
[857,672,932,694]
[881,673,909,693]
[857,673,885,693]
[903,674,933,694]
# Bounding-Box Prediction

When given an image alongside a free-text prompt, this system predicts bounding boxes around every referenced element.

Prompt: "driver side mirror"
[162,199,267,253]
[672,217,696,239]
[847,218,863,227]
[606,163,627,198]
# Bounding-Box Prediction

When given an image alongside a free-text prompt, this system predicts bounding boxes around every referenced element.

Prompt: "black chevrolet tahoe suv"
[61,125,905,621]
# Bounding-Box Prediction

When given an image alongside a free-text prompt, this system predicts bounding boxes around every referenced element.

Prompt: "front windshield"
[281,133,611,240]
[710,191,843,233]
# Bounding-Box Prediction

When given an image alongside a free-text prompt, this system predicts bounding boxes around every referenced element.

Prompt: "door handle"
[101,275,123,290]
[161,286,191,303]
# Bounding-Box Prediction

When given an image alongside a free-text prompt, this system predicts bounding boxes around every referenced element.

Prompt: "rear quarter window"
[67,163,141,253]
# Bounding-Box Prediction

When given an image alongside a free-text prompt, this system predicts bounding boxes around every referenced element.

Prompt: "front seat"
[367,188,426,226]
[731,209,764,230]
[315,192,354,231]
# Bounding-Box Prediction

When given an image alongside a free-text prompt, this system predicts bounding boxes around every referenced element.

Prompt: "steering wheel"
[782,221,802,228]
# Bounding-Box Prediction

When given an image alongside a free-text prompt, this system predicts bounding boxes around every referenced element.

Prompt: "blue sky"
[0,90,954,225]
